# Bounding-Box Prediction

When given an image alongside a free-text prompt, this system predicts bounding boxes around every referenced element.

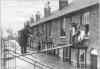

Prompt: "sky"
[1,0,59,33]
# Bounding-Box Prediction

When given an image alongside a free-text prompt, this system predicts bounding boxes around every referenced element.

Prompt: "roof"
[30,0,99,27]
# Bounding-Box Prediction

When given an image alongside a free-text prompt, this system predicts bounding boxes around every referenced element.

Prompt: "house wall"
[65,17,71,44]
[71,13,81,25]
[63,4,100,68]
[69,12,82,67]
[52,20,61,44]
[86,4,100,68]
[52,18,71,60]
[30,3,100,69]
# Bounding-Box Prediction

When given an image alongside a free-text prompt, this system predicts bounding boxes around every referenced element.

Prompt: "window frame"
[42,24,44,35]
[82,11,90,39]
[60,18,65,37]
[82,11,89,25]
[48,22,52,37]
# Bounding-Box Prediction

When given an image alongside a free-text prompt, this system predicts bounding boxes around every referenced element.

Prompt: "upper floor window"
[42,24,44,35]
[49,22,52,36]
[60,18,66,36]
[82,12,89,24]
[82,11,89,39]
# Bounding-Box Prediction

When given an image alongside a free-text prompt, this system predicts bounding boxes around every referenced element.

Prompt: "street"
[6,46,87,69]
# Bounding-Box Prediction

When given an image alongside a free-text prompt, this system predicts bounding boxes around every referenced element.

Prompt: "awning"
[40,44,72,52]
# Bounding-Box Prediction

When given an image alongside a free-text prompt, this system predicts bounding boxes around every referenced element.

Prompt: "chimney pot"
[30,15,34,23]
[59,0,68,10]
[44,1,51,17]
[36,11,40,21]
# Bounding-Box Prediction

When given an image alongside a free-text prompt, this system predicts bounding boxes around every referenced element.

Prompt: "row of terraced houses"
[18,0,100,69]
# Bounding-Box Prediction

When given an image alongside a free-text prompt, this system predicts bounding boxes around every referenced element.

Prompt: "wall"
[30,3,100,68]
[71,13,81,25]
[89,4,99,47]
[86,4,100,68]
[65,17,71,44]
[52,20,61,44]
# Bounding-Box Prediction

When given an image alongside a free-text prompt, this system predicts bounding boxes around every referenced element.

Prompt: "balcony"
[70,31,89,45]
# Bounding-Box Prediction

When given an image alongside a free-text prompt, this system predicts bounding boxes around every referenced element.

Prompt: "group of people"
[18,22,87,54]
[18,24,44,54]
[70,22,87,44]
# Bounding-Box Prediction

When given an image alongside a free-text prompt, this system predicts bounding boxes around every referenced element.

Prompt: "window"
[42,24,44,35]
[49,22,52,36]
[84,24,89,38]
[82,12,89,24]
[60,18,65,36]
[82,11,89,38]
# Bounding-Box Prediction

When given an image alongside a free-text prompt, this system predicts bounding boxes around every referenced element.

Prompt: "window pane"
[60,19,65,36]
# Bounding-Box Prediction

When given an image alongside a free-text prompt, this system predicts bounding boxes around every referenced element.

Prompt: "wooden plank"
[40,44,72,52]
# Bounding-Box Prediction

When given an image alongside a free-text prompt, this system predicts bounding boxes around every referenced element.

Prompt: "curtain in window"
[83,12,89,24]
[62,18,66,32]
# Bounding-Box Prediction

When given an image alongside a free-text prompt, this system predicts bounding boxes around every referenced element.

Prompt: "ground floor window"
[71,48,77,62]
[79,49,86,68]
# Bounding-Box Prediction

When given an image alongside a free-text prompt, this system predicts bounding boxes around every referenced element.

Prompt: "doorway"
[91,49,98,69]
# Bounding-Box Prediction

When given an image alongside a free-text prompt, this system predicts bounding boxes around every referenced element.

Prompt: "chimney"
[36,11,40,21]
[30,15,34,23]
[24,20,30,27]
[44,2,51,17]
[59,0,68,10]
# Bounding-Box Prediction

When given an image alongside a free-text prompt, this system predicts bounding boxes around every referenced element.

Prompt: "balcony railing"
[41,40,54,50]
[70,30,89,45]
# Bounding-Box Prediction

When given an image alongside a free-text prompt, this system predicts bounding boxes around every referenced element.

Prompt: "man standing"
[18,24,33,54]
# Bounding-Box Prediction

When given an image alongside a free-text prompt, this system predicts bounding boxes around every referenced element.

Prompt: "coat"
[19,27,32,47]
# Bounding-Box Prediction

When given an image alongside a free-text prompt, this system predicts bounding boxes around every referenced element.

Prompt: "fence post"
[34,61,36,69]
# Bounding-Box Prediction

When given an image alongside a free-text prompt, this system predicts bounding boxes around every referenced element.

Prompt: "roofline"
[30,2,99,27]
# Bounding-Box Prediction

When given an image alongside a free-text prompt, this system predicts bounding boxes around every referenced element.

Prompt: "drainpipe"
[69,47,71,64]
[77,49,80,68]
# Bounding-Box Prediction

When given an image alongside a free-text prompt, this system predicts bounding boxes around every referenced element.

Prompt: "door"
[91,54,97,69]
[63,47,69,62]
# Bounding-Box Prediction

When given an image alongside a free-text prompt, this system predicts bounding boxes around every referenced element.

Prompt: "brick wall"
[51,13,81,45]
[86,4,100,67]
[89,4,99,48]
[65,17,71,44]
[71,13,81,25]
[52,20,61,44]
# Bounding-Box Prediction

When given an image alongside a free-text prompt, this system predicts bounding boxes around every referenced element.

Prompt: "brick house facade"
[18,0,100,69]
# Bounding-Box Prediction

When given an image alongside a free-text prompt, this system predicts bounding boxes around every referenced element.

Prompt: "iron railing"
[1,38,53,69]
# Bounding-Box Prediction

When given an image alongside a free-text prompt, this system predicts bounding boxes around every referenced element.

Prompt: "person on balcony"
[18,24,33,54]
[78,26,85,42]
[70,22,78,44]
